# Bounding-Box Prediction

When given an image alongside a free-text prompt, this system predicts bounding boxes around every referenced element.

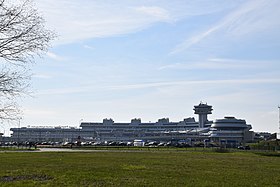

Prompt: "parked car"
[237,145,250,150]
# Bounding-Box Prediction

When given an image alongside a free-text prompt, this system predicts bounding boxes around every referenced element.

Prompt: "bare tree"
[0,68,30,119]
[0,0,55,119]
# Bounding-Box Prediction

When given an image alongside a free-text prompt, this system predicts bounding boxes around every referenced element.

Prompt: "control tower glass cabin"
[193,103,213,128]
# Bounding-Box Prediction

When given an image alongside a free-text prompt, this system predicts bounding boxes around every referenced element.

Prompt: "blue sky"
[2,0,280,135]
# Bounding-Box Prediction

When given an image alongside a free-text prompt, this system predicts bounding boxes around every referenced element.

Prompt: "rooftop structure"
[10,126,80,143]
[208,116,253,144]
[80,117,199,141]
[193,102,213,128]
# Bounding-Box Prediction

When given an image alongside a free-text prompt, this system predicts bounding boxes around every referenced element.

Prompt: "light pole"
[0,121,4,135]
[278,106,280,130]
[79,119,83,136]
[78,119,83,145]
[278,106,280,139]
[0,121,4,145]
[17,117,22,147]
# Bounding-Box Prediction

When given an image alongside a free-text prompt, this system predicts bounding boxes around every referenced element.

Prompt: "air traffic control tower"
[194,102,213,128]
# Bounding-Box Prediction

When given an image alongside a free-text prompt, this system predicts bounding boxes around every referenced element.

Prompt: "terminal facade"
[8,103,254,146]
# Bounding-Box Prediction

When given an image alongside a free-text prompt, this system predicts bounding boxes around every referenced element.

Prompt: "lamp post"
[278,106,280,140]
[278,106,280,130]
[17,117,22,147]
[0,121,4,145]
[78,119,83,144]
[79,119,83,136]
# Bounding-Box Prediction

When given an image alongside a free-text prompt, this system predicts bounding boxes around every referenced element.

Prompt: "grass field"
[0,150,279,186]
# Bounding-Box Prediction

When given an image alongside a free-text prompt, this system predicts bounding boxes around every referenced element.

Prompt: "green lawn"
[0,150,279,186]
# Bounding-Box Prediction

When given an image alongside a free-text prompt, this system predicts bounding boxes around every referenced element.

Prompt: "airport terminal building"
[9,103,254,146]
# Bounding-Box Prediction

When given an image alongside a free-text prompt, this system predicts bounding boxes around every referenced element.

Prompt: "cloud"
[36,87,89,96]
[110,78,280,90]
[134,6,171,21]
[35,78,280,96]
[33,74,52,79]
[24,108,56,117]
[36,1,173,44]
[171,0,280,54]
[83,45,95,50]
[35,0,241,45]
[159,58,276,70]
[46,52,65,61]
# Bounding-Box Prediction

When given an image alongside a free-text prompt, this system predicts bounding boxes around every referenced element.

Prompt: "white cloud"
[171,0,280,54]
[34,78,280,96]
[22,106,81,127]
[46,52,65,61]
[134,6,171,21]
[35,0,241,45]
[24,108,56,117]
[36,1,173,44]
[83,45,95,50]
[110,78,280,91]
[36,87,89,96]
[225,0,280,37]
[159,58,276,70]
[33,74,52,79]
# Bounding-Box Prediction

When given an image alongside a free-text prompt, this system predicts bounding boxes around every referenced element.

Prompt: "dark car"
[237,145,250,150]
